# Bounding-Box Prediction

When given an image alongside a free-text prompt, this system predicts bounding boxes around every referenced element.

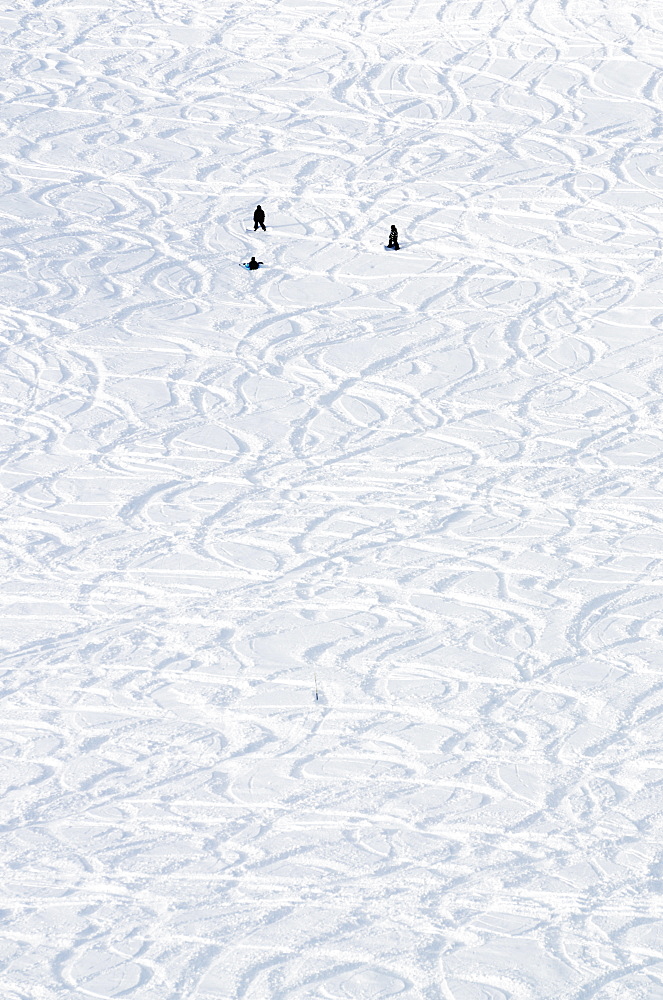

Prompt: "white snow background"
[2,0,663,997]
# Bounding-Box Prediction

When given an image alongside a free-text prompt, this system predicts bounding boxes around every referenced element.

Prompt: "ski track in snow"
[2,0,663,997]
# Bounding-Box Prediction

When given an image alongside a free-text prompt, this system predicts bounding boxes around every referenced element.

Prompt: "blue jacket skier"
[244,256,263,270]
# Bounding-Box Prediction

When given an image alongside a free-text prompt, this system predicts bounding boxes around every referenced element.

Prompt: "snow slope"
[2,0,663,997]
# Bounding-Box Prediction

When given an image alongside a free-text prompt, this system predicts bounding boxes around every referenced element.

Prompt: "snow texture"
[1,0,663,997]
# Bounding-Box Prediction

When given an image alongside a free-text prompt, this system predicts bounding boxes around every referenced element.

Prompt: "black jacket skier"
[253,205,266,231]
[388,225,399,250]
[244,256,263,270]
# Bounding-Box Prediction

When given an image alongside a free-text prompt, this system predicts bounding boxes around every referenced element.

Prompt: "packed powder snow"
[1,0,662,998]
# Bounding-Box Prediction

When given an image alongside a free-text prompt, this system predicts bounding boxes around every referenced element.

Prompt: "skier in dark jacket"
[388,224,399,250]
[243,256,263,270]
[253,205,266,231]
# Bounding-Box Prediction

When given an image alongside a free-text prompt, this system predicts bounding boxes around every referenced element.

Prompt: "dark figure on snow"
[244,256,263,270]
[388,224,399,250]
[253,205,266,231]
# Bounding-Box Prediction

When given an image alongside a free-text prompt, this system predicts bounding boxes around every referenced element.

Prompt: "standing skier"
[388,224,399,250]
[253,205,266,231]
[243,256,263,270]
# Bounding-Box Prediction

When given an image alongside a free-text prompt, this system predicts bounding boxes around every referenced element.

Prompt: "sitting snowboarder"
[388,224,399,250]
[253,205,266,231]
[243,256,263,270]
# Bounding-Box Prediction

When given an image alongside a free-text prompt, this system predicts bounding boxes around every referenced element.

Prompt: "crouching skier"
[388,224,399,250]
[243,256,263,270]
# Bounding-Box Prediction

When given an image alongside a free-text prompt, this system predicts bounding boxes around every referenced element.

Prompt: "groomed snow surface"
[3,0,663,997]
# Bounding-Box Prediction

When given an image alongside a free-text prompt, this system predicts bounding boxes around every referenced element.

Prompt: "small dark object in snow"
[387,224,399,250]
[253,205,266,231]
[243,256,263,270]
